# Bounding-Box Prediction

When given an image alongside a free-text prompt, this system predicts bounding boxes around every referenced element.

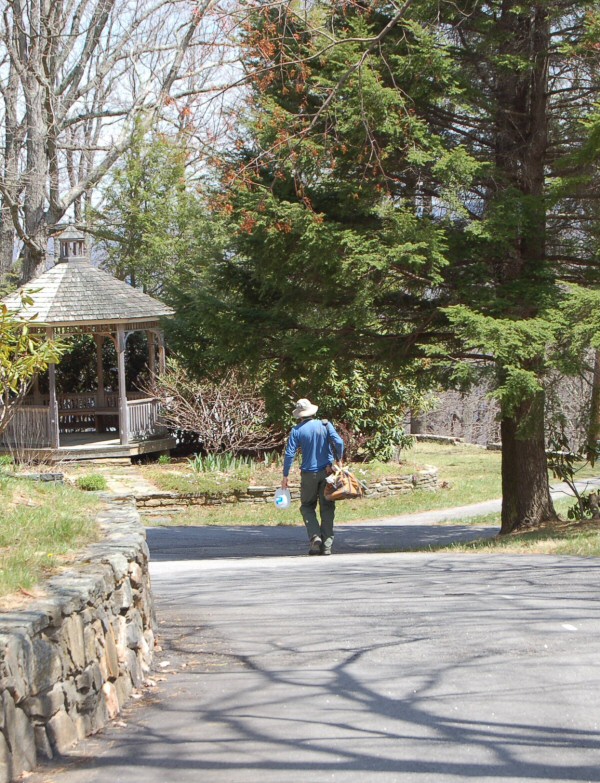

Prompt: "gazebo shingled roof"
[3,258,174,326]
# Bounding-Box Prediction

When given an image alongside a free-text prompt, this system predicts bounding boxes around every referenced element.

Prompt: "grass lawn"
[145,467,249,496]
[147,442,503,527]
[0,475,101,601]
[420,515,600,557]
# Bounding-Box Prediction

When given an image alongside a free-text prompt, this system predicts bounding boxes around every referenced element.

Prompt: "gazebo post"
[117,326,129,445]
[33,374,42,404]
[95,334,105,406]
[158,331,166,375]
[148,330,156,377]
[47,328,60,449]
[94,334,106,433]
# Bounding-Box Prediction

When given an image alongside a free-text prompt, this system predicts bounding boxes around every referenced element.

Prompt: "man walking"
[281,398,345,555]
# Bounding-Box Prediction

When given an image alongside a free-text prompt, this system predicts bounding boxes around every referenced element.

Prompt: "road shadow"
[146,522,498,561]
[29,555,600,783]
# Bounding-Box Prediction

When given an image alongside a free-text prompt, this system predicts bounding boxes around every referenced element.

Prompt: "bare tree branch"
[0,0,230,281]
[145,361,284,454]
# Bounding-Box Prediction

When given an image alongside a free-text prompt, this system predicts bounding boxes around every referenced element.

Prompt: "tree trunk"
[495,3,556,532]
[21,74,49,283]
[500,392,556,534]
[586,349,600,464]
[17,0,49,284]
[21,239,47,284]
[0,212,15,281]
[0,45,20,281]
[410,412,423,435]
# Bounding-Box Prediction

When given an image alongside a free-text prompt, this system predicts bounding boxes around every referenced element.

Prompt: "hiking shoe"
[321,545,332,556]
[309,535,322,555]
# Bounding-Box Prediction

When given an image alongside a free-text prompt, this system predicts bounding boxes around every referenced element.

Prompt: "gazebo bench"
[58,407,119,433]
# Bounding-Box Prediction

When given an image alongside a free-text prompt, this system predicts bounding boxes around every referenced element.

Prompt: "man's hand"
[281,476,288,490]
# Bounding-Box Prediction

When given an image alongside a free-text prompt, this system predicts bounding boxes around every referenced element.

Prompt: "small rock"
[101,682,120,720]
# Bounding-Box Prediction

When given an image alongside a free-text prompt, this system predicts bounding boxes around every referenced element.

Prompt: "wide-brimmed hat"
[292,398,318,419]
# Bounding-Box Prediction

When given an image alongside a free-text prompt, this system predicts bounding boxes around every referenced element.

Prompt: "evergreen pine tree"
[174,0,600,531]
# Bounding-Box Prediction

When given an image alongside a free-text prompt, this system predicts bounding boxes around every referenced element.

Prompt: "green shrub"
[0,455,14,470]
[158,454,172,464]
[263,363,424,461]
[76,474,108,492]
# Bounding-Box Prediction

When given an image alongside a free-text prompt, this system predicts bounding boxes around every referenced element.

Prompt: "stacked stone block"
[134,467,439,514]
[0,500,154,783]
[364,468,438,497]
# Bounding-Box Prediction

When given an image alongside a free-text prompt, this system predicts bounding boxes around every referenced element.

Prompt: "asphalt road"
[145,515,497,560]
[29,517,600,783]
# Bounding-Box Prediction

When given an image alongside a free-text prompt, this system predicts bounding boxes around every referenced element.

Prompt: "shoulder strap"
[322,419,341,462]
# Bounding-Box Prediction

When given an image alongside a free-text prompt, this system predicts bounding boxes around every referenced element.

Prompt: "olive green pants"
[300,468,335,550]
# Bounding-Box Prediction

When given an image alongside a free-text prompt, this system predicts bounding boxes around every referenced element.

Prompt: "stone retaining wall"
[135,467,439,514]
[0,499,154,783]
[413,434,464,445]
[364,467,438,497]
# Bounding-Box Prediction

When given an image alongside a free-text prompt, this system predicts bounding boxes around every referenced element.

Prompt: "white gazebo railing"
[1,406,54,448]
[127,398,168,442]
[2,394,167,449]
[22,391,147,409]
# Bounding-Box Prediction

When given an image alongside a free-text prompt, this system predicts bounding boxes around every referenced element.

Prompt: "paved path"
[145,517,497,560]
[102,466,161,496]
[143,474,600,561]
[28,499,600,783]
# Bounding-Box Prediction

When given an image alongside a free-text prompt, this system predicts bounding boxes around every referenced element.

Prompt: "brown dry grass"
[431,516,600,556]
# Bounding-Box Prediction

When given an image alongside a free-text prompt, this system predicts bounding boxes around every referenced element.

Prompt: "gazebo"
[0,227,176,460]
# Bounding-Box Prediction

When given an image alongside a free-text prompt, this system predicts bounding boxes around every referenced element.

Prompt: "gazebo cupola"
[0,225,176,460]
[58,225,88,261]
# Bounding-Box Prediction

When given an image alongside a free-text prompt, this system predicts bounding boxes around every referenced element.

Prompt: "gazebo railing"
[11,394,167,443]
[127,398,168,441]
[0,406,53,448]
[22,391,147,409]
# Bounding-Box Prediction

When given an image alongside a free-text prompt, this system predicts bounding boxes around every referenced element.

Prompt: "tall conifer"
[175,0,600,531]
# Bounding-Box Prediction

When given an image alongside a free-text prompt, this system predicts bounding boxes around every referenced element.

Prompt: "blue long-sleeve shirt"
[283,418,344,477]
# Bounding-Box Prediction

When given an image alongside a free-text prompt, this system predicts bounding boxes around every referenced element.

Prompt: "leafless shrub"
[145,361,284,455]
